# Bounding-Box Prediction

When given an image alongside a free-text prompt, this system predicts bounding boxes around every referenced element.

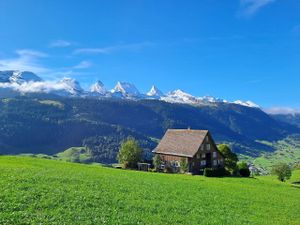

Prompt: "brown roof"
[153,129,208,157]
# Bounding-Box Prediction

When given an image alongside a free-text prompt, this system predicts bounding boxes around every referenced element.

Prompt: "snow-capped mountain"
[90,80,108,95]
[147,85,164,99]
[233,100,260,108]
[200,96,228,103]
[111,82,141,98]
[0,70,42,84]
[57,78,83,96]
[161,89,204,105]
[0,70,260,108]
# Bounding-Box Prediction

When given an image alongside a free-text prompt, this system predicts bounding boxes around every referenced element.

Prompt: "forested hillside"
[0,95,299,163]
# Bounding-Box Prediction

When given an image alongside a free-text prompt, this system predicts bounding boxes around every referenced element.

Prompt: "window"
[201,153,206,158]
[174,161,180,167]
[213,152,217,158]
[200,145,204,150]
[213,160,217,166]
[197,153,200,159]
[201,160,206,166]
[206,136,209,142]
[206,144,211,150]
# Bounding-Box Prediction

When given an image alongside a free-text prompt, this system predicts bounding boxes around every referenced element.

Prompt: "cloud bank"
[264,107,300,115]
[239,0,276,16]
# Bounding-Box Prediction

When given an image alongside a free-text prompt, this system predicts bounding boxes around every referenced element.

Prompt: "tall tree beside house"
[218,144,238,174]
[272,163,292,182]
[117,138,142,169]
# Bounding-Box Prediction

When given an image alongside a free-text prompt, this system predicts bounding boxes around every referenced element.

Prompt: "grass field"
[0,156,299,225]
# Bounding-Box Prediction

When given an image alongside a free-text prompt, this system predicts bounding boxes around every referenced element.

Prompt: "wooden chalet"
[153,129,224,174]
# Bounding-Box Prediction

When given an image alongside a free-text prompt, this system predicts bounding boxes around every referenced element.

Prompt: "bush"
[272,163,292,182]
[153,154,163,172]
[238,161,250,177]
[204,168,228,177]
[239,168,251,177]
[180,157,188,173]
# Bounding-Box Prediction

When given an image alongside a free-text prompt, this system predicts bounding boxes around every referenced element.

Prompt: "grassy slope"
[0,156,299,225]
[56,147,92,163]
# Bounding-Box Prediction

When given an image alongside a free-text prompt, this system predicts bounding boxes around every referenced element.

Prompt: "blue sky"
[0,0,300,111]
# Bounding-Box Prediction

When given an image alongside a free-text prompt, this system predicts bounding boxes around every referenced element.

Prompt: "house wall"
[188,133,224,174]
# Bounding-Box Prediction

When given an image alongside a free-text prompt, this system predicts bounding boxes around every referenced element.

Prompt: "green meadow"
[0,156,299,225]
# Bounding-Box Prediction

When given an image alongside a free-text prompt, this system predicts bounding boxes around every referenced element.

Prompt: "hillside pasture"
[0,156,299,224]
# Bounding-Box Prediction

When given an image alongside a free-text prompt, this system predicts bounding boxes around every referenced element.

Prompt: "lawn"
[0,156,299,225]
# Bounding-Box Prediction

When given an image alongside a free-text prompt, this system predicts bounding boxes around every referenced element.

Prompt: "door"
[206,153,212,167]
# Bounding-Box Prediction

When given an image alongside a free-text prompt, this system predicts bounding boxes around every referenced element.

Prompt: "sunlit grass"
[0,156,299,224]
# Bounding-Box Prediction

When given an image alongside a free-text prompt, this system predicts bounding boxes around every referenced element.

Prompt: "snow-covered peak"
[111,81,140,97]
[233,100,260,108]
[0,70,42,84]
[58,77,83,95]
[200,96,228,103]
[161,89,201,105]
[90,80,107,95]
[147,85,164,98]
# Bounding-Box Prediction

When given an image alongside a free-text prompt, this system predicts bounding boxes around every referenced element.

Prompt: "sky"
[0,0,300,112]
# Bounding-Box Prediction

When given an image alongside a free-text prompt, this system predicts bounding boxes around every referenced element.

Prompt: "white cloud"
[73,42,156,55]
[264,107,300,115]
[73,60,92,69]
[0,49,49,74]
[0,80,65,93]
[49,40,72,48]
[239,0,276,16]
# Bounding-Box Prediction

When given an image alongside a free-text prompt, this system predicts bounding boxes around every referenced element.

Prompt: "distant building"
[152,129,224,174]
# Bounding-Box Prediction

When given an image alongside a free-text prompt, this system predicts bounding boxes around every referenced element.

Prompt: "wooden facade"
[153,129,224,174]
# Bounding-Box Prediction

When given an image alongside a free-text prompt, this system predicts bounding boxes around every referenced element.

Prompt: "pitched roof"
[153,129,208,157]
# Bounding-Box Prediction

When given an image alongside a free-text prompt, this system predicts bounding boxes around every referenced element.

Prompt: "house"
[152,129,224,174]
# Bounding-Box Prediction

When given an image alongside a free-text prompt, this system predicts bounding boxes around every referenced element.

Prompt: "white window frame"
[206,144,211,150]
[213,152,217,158]
[201,160,206,166]
[201,153,206,158]
[213,160,217,166]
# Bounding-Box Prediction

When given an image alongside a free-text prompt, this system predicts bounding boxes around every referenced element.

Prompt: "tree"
[180,157,188,173]
[218,144,238,174]
[237,161,250,177]
[272,163,292,182]
[153,154,163,171]
[117,138,142,169]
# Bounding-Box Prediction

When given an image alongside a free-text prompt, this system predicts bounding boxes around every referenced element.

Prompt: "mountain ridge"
[0,70,260,109]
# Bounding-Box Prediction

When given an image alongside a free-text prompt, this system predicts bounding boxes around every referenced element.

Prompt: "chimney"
[187,126,191,130]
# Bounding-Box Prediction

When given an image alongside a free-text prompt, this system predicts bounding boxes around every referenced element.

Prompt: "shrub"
[239,168,251,177]
[153,154,163,172]
[180,157,188,173]
[204,168,228,177]
[238,161,251,177]
[271,163,292,182]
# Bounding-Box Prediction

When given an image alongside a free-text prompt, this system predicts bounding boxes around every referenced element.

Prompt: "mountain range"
[0,70,299,166]
[0,70,259,108]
